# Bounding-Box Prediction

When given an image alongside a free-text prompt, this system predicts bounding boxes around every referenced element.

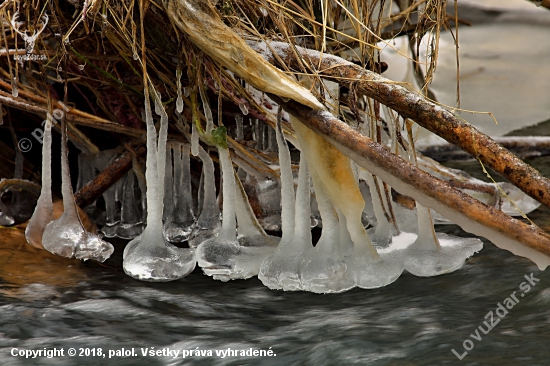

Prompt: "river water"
[1,127,549,366]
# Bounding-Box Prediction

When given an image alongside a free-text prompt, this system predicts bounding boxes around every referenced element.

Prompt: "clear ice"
[41,116,113,262]
[25,118,54,249]
[403,203,483,277]
[123,87,196,281]
[259,119,311,291]
[164,143,195,242]
[116,170,144,239]
[188,146,221,248]
[197,145,278,281]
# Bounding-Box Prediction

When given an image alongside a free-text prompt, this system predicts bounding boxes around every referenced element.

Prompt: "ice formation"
[188,146,221,248]
[259,117,312,291]
[25,117,54,249]
[41,116,113,262]
[164,143,195,242]
[403,203,483,277]
[116,171,144,239]
[123,87,195,281]
[291,115,403,290]
[196,145,278,281]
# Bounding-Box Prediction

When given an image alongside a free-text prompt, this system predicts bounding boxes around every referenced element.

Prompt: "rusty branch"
[251,41,550,209]
[274,96,550,269]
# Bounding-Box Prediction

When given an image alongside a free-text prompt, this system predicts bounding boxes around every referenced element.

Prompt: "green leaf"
[212,126,228,149]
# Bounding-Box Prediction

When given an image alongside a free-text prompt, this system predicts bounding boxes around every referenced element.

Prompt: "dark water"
[2,120,550,366]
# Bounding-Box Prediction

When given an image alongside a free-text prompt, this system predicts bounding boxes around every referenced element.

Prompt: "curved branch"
[251,41,550,209]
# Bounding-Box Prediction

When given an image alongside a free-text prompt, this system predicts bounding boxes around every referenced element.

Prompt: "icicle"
[123,85,196,281]
[163,143,175,223]
[11,77,18,97]
[176,67,184,113]
[259,151,313,291]
[164,143,195,242]
[100,183,119,238]
[361,170,393,248]
[199,84,214,135]
[116,171,144,239]
[188,146,221,247]
[239,102,248,116]
[42,112,113,262]
[301,173,355,293]
[25,118,54,249]
[235,114,244,141]
[184,87,190,98]
[191,123,200,157]
[196,146,241,280]
[404,203,483,277]
[289,108,402,289]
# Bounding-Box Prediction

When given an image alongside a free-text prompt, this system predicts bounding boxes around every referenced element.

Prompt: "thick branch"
[274,96,550,270]
[251,41,550,209]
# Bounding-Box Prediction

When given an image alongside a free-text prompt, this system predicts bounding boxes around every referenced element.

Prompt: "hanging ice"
[41,115,113,262]
[123,86,196,281]
[361,170,394,248]
[164,143,195,242]
[188,146,221,247]
[176,67,184,114]
[259,149,313,291]
[197,143,279,281]
[25,117,54,249]
[290,112,403,290]
[404,203,483,277]
[196,147,240,279]
[116,170,144,239]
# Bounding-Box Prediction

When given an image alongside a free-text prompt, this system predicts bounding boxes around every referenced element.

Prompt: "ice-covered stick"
[250,40,550,209]
[25,116,54,249]
[275,97,550,270]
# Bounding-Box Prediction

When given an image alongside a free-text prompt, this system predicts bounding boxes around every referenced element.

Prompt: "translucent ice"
[164,143,195,242]
[404,204,483,277]
[116,171,144,239]
[188,146,221,248]
[300,175,355,293]
[259,118,311,291]
[123,87,196,281]
[291,114,403,290]
[361,169,393,248]
[25,118,54,249]
[42,117,113,262]
[196,147,240,280]
[176,67,184,113]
